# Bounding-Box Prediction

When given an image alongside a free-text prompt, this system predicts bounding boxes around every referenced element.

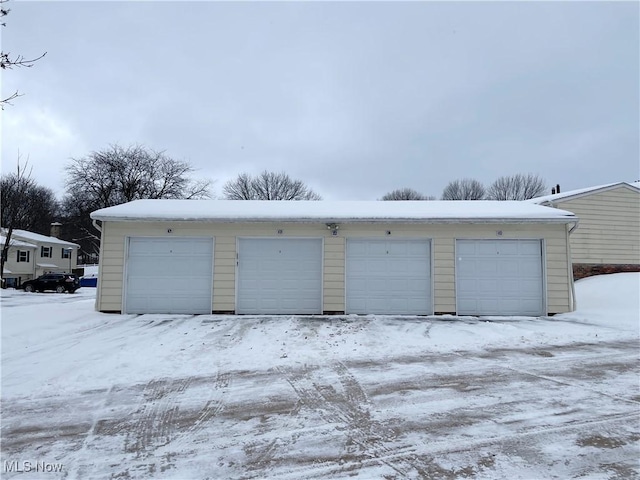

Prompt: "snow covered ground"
[1,273,638,479]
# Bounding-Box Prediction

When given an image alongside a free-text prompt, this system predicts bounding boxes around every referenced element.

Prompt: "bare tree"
[1,159,58,285]
[62,144,212,259]
[486,173,547,200]
[223,171,322,200]
[1,0,47,108]
[65,144,211,205]
[441,179,485,200]
[380,188,435,201]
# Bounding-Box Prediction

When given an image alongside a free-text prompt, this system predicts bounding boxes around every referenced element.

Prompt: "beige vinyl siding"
[96,221,126,312]
[96,220,572,315]
[551,187,640,264]
[324,237,345,312]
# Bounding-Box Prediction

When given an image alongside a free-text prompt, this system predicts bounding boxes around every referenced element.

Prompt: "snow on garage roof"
[91,200,577,223]
[529,181,640,204]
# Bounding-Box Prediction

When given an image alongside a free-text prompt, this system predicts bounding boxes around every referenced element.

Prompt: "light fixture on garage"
[326,223,339,236]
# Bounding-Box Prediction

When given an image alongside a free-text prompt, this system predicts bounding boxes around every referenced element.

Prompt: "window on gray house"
[41,246,52,258]
[17,250,30,262]
[61,248,71,259]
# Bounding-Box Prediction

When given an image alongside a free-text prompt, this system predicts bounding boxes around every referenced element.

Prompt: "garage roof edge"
[90,200,577,223]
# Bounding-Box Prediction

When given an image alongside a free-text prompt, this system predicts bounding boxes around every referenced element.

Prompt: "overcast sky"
[2,1,638,201]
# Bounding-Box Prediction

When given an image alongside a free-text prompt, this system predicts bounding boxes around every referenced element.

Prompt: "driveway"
[1,287,639,479]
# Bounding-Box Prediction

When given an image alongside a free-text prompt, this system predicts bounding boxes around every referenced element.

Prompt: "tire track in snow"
[169,370,231,447]
[123,377,193,458]
[452,343,640,406]
[276,361,445,479]
[104,370,231,477]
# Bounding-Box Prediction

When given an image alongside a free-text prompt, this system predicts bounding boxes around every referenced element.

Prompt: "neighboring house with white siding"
[90,200,578,316]
[1,228,80,286]
[0,235,38,287]
[530,182,640,279]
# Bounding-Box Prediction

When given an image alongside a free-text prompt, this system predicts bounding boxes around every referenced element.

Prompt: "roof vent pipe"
[551,187,556,194]
[556,184,560,193]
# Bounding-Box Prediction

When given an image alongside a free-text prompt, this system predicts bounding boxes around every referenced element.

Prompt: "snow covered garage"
[90,200,578,316]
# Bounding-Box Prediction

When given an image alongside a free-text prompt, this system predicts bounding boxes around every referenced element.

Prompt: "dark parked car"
[20,274,80,293]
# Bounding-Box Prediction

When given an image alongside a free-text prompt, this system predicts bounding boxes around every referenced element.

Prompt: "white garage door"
[237,238,323,314]
[125,237,213,314]
[346,239,432,315]
[456,239,544,316]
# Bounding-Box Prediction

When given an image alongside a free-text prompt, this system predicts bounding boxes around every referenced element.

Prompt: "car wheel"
[55,285,66,294]
[24,284,34,293]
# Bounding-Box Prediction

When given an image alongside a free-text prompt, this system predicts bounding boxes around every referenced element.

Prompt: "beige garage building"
[90,200,577,316]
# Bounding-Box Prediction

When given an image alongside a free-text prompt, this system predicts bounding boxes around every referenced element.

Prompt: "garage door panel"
[456,239,543,316]
[521,279,543,292]
[498,299,521,312]
[348,297,366,309]
[389,278,408,290]
[188,263,215,277]
[366,278,386,291]
[406,259,430,274]
[388,261,408,274]
[261,298,278,310]
[349,278,367,291]
[518,241,541,255]
[477,242,498,255]
[478,298,499,312]
[498,260,520,275]
[346,239,431,315]
[477,259,499,274]
[497,242,519,255]
[366,259,387,274]
[125,238,213,314]
[519,258,543,272]
[387,242,409,255]
[239,278,259,289]
[456,241,477,255]
[478,279,499,294]
[407,279,430,293]
[365,242,387,255]
[256,278,279,290]
[519,298,544,313]
[458,278,476,292]
[347,242,367,256]
[456,261,477,276]
[500,281,520,295]
[457,298,476,313]
[408,242,428,256]
[349,263,367,274]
